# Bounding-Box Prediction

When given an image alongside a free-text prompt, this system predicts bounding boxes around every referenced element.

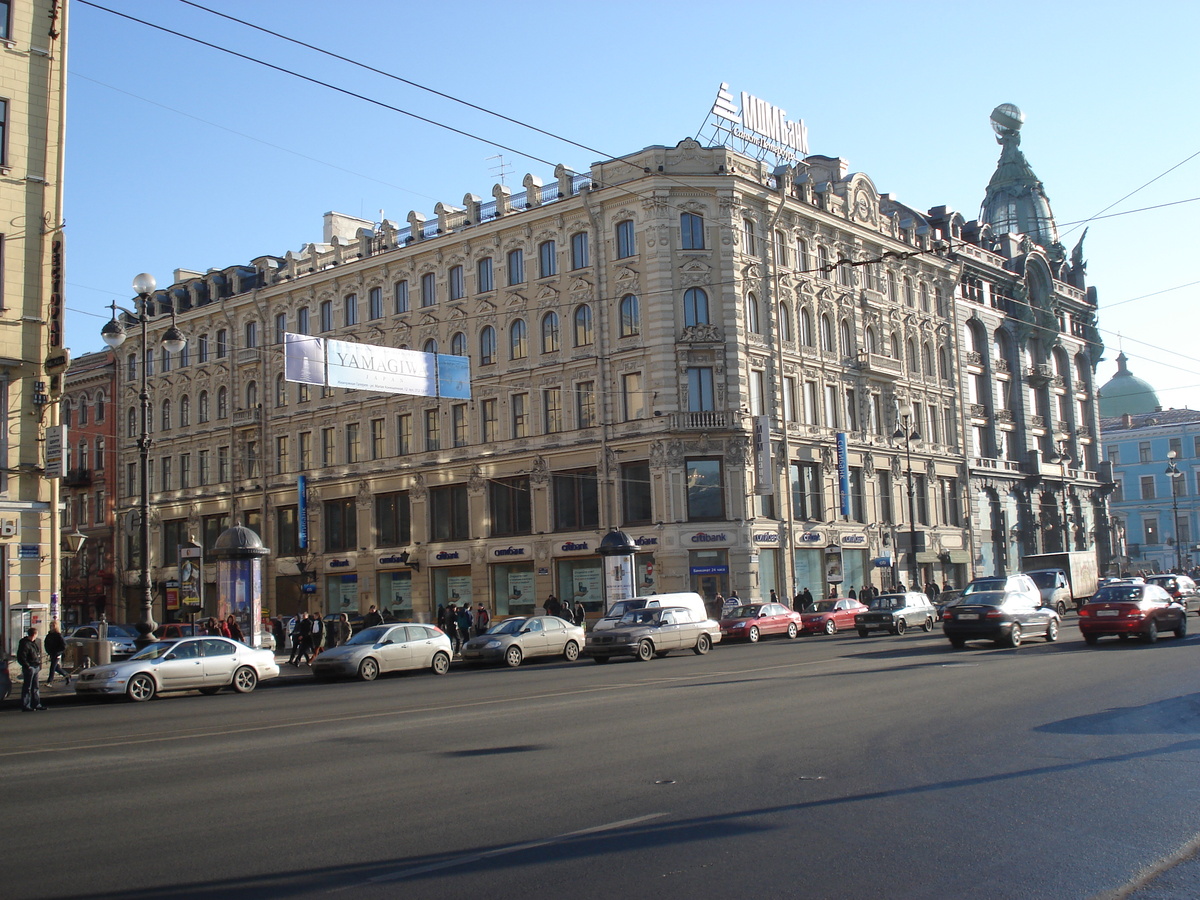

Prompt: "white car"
[75,636,280,702]
[310,623,452,681]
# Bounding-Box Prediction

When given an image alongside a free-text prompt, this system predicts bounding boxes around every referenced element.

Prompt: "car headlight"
[484,640,502,649]
[98,670,123,682]
[615,635,635,643]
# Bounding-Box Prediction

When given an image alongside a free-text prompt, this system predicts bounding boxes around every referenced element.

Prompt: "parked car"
[1077,583,1186,644]
[854,593,937,636]
[310,623,451,680]
[1144,574,1200,615]
[585,606,720,662]
[66,623,139,659]
[720,603,804,641]
[592,592,710,632]
[798,598,868,635]
[154,623,200,639]
[74,636,279,701]
[941,589,1060,648]
[461,615,585,667]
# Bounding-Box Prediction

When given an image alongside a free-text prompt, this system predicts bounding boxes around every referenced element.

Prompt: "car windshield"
[488,618,527,635]
[1028,572,1057,588]
[1094,586,1144,602]
[1147,577,1176,588]
[960,591,1005,607]
[620,609,661,626]
[346,625,391,645]
[811,601,838,613]
[964,579,1005,594]
[868,595,904,610]
[129,641,177,661]
[729,605,761,618]
[605,599,647,619]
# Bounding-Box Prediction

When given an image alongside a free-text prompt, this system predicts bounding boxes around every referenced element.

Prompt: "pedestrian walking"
[545,594,562,618]
[573,598,586,627]
[474,603,491,636]
[443,604,459,651]
[288,613,308,665]
[800,587,814,610]
[44,620,70,685]
[226,614,245,643]
[769,589,779,605]
[362,605,384,628]
[307,614,325,663]
[338,613,353,646]
[456,605,472,645]
[17,626,45,711]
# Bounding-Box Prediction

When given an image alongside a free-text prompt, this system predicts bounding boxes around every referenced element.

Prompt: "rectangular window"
[824,384,839,428]
[622,372,644,421]
[1112,478,1124,503]
[199,450,211,485]
[687,367,715,412]
[247,441,259,479]
[127,462,136,498]
[939,476,961,526]
[375,491,411,547]
[343,294,358,326]
[297,308,309,335]
[1141,475,1156,500]
[244,321,258,349]
[782,376,798,422]
[571,232,589,269]
[511,393,528,438]
[481,398,498,443]
[95,491,104,525]
[477,257,494,293]
[539,240,557,278]
[1139,442,1152,463]
[1144,517,1159,545]
[615,220,635,259]
[452,403,468,447]
[878,470,894,524]
[276,506,299,556]
[845,388,858,431]
[319,301,333,332]
[0,99,6,168]
[215,330,228,359]
[915,474,930,525]
[424,409,440,451]
[449,265,464,301]
[323,497,357,552]
[576,381,596,428]
[420,273,436,307]
[686,459,724,520]
[346,422,360,463]
[507,249,524,286]
[370,418,385,460]
[322,427,336,466]
[621,461,652,525]
[430,484,470,541]
[276,436,289,475]
[161,456,172,491]
[1107,446,1121,464]
[180,453,191,489]
[393,281,409,314]
[790,462,824,520]
[847,467,864,522]
[1170,437,1183,457]
[0,5,9,42]
[368,286,383,320]
[749,370,764,417]
[804,381,819,425]
[681,212,704,250]
[397,414,412,455]
[274,313,287,344]
[215,447,227,483]
[553,468,599,531]
[299,432,312,471]
[161,519,186,566]
[489,476,531,537]
[544,388,563,434]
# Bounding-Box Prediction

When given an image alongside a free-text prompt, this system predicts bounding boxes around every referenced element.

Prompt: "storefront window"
[324,574,358,616]
[491,562,536,616]
[758,548,778,603]
[794,548,823,600]
[378,571,412,619]
[556,557,603,613]
[841,550,867,597]
[688,549,728,605]
[432,565,473,609]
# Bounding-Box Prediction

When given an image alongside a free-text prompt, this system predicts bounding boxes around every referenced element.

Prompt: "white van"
[592,592,711,632]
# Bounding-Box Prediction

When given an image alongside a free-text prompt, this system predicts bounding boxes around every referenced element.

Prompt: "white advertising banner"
[285,334,470,399]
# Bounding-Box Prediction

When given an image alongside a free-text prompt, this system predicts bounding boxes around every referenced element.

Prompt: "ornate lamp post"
[1053,440,1072,552]
[1166,450,1184,572]
[893,403,921,590]
[101,273,186,646]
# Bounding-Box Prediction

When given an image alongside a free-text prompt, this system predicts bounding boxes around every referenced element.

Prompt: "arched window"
[839,319,852,357]
[742,218,756,254]
[820,315,834,352]
[275,374,287,407]
[450,332,467,356]
[923,342,934,376]
[180,395,191,426]
[61,400,72,428]
[127,407,136,438]
[683,288,709,327]
[865,327,878,354]
[217,387,228,420]
[777,302,791,342]
[423,339,438,355]
[480,326,496,365]
[619,295,640,337]
[745,293,760,335]
[890,334,901,360]
[801,308,814,346]
[938,347,949,380]
[510,319,528,360]
[246,381,258,409]
[919,283,930,312]
[161,399,171,431]
[907,339,918,371]
[541,312,560,353]
[796,238,809,271]
[574,305,593,346]
[94,393,105,423]
[817,246,830,277]
[904,276,915,307]
[198,391,210,423]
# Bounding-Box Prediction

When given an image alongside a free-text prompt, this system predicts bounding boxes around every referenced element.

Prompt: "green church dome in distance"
[1098,352,1160,417]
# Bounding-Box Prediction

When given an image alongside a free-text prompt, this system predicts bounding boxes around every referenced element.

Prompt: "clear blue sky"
[64,0,1200,408]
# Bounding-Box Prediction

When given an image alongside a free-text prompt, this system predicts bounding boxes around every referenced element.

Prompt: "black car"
[941,590,1060,649]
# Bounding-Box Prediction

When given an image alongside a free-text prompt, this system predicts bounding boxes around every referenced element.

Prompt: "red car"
[799,598,869,635]
[1078,583,1186,644]
[719,603,803,642]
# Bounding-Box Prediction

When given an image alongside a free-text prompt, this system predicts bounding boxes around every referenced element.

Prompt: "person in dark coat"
[288,613,308,665]
[456,605,472,645]
[362,605,384,629]
[800,588,814,610]
[44,620,70,685]
[545,594,562,618]
[17,626,45,711]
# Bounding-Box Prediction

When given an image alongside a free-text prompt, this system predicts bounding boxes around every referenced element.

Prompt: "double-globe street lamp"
[101,273,186,646]
[893,403,921,590]
[1166,450,1184,572]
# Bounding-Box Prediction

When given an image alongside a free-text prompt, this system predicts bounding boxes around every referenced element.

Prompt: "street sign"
[18,544,40,559]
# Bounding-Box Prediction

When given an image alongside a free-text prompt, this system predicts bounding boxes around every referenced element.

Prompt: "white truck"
[1021,551,1100,613]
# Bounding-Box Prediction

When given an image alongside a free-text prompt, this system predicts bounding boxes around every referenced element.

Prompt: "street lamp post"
[1166,450,1184,572]
[893,403,921,590]
[1054,441,1072,553]
[101,273,186,646]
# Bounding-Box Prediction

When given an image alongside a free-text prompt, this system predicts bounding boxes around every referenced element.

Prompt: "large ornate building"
[109,104,1106,623]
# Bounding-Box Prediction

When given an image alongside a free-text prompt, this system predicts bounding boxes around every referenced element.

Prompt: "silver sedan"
[74,637,280,702]
[461,616,585,667]
[310,623,452,681]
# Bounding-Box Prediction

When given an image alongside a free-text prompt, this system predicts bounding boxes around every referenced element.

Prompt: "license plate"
[957,613,979,620]
[1097,610,1120,617]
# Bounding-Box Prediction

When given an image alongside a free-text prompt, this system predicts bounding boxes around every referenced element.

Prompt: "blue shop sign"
[690,565,729,575]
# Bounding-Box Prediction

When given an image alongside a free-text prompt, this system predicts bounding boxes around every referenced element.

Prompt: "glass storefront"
[556,557,604,614]
[634,552,656,595]
[841,550,868,597]
[757,547,778,603]
[689,549,729,607]
[794,548,823,600]
[491,562,536,616]
[324,573,358,616]
[432,565,473,608]
[377,570,412,619]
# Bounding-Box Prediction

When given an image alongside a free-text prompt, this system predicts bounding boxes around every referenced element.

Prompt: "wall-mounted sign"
[840,533,868,548]
[284,333,470,399]
[558,541,591,555]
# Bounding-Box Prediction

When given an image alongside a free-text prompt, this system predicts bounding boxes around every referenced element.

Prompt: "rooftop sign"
[707,83,809,163]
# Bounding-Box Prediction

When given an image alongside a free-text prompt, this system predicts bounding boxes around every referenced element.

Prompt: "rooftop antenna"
[487,154,513,187]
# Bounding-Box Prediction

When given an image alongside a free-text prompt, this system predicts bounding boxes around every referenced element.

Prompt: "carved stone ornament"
[821,445,835,474]
[468,465,486,496]
[892,455,903,478]
[666,440,686,468]
[649,440,668,468]
[727,435,750,467]
[862,453,876,477]
[357,480,373,509]
[529,456,550,486]
[926,458,937,480]
[410,472,428,502]
[682,324,721,342]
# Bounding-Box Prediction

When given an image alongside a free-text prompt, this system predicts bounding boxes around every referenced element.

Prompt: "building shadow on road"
[1035,692,1200,736]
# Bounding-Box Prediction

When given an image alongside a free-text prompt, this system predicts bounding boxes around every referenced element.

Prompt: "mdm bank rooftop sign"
[708,83,809,163]
[284,333,470,399]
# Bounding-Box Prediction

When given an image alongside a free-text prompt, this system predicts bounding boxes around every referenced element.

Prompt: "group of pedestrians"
[202,615,246,642]
[286,610,359,666]
[439,602,490,653]
[544,594,587,626]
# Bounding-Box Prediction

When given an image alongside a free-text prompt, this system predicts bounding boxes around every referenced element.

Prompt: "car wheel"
[949,637,966,649]
[431,651,451,675]
[1007,625,1022,648]
[787,623,798,639]
[824,619,837,636]
[1045,619,1059,642]
[504,645,524,668]
[1143,621,1158,644]
[894,619,907,636]
[694,633,712,655]
[1176,616,1188,639]
[1056,600,1067,617]
[636,639,654,662]
[198,686,222,695]
[922,617,934,633]
[1084,634,1100,645]
[857,629,869,638]
[232,666,259,693]
[748,626,760,643]
[592,655,611,664]
[563,641,580,662]
[126,673,156,702]
[357,657,380,682]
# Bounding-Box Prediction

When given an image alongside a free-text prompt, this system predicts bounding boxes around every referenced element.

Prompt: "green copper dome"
[1098,352,1160,417]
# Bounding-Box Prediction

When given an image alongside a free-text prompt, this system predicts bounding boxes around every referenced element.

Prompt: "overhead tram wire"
[1059,147,1200,240]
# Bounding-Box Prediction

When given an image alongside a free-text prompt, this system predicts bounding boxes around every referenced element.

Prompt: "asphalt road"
[4,621,1200,900]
